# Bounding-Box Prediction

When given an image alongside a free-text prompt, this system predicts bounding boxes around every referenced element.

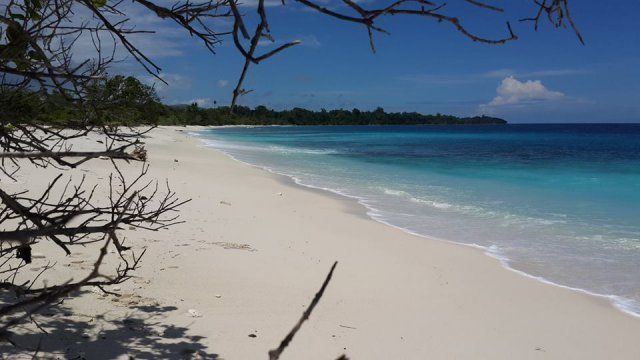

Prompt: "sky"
[105,1,640,123]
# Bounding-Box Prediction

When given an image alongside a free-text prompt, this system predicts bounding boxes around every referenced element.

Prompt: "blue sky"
[116,1,640,123]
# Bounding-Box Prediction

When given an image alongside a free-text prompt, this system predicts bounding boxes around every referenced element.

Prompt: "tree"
[86,75,165,124]
[99,76,160,109]
[0,0,582,356]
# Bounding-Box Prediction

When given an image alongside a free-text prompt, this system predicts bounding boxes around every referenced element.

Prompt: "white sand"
[3,126,640,359]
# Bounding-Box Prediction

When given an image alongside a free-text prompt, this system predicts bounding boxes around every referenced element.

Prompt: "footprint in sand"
[160,265,180,270]
[212,241,256,252]
[133,278,151,285]
[109,293,160,308]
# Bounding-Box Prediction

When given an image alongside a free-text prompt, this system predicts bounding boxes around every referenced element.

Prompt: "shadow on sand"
[0,290,219,359]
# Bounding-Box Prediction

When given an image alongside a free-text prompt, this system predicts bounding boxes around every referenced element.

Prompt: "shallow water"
[197,124,640,316]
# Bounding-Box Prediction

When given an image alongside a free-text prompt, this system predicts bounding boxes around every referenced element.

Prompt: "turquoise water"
[197,124,640,316]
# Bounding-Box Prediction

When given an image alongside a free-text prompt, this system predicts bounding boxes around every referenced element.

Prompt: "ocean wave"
[409,197,456,210]
[407,195,567,226]
[381,188,409,197]
[380,186,569,227]
[203,138,339,155]
[267,145,339,155]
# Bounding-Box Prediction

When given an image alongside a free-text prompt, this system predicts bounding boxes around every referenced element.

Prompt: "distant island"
[4,76,506,126]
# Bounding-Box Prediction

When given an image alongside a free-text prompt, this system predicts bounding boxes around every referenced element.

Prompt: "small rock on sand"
[90,286,103,295]
[215,294,222,298]
[187,309,202,318]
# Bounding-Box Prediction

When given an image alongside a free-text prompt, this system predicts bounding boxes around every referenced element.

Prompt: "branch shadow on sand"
[0,289,219,359]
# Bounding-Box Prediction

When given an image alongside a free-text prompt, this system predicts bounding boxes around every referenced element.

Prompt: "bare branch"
[268,261,339,360]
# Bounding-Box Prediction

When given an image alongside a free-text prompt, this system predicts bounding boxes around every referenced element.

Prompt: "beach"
[4,126,640,359]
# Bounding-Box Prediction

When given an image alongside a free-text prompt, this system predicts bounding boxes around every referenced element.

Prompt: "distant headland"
[163,104,507,126]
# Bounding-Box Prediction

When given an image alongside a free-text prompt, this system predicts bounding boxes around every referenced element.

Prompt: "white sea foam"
[381,188,409,197]
[202,139,339,155]
[267,145,339,155]
[407,195,568,227]
[409,197,456,210]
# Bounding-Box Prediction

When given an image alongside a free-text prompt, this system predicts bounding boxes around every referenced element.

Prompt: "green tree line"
[2,76,507,126]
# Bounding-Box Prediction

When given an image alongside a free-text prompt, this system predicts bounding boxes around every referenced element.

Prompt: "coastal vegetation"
[2,79,507,126]
[162,104,507,126]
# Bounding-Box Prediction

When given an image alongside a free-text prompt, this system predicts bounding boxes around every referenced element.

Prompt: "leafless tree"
[0,124,189,347]
[1,0,581,110]
[0,0,581,355]
[0,0,193,347]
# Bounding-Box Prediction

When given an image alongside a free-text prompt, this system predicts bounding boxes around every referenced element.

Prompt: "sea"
[195,124,640,316]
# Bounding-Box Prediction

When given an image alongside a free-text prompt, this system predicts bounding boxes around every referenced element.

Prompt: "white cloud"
[140,73,192,95]
[295,35,321,48]
[69,2,189,63]
[188,98,211,107]
[218,79,229,88]
[140,73,203,105]
[481,76,565,109]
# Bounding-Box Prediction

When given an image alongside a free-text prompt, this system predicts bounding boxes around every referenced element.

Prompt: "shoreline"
[192,129,640,320]
[7,126,640,359]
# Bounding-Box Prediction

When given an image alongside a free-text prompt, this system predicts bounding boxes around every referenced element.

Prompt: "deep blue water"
[198,124,640,315]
